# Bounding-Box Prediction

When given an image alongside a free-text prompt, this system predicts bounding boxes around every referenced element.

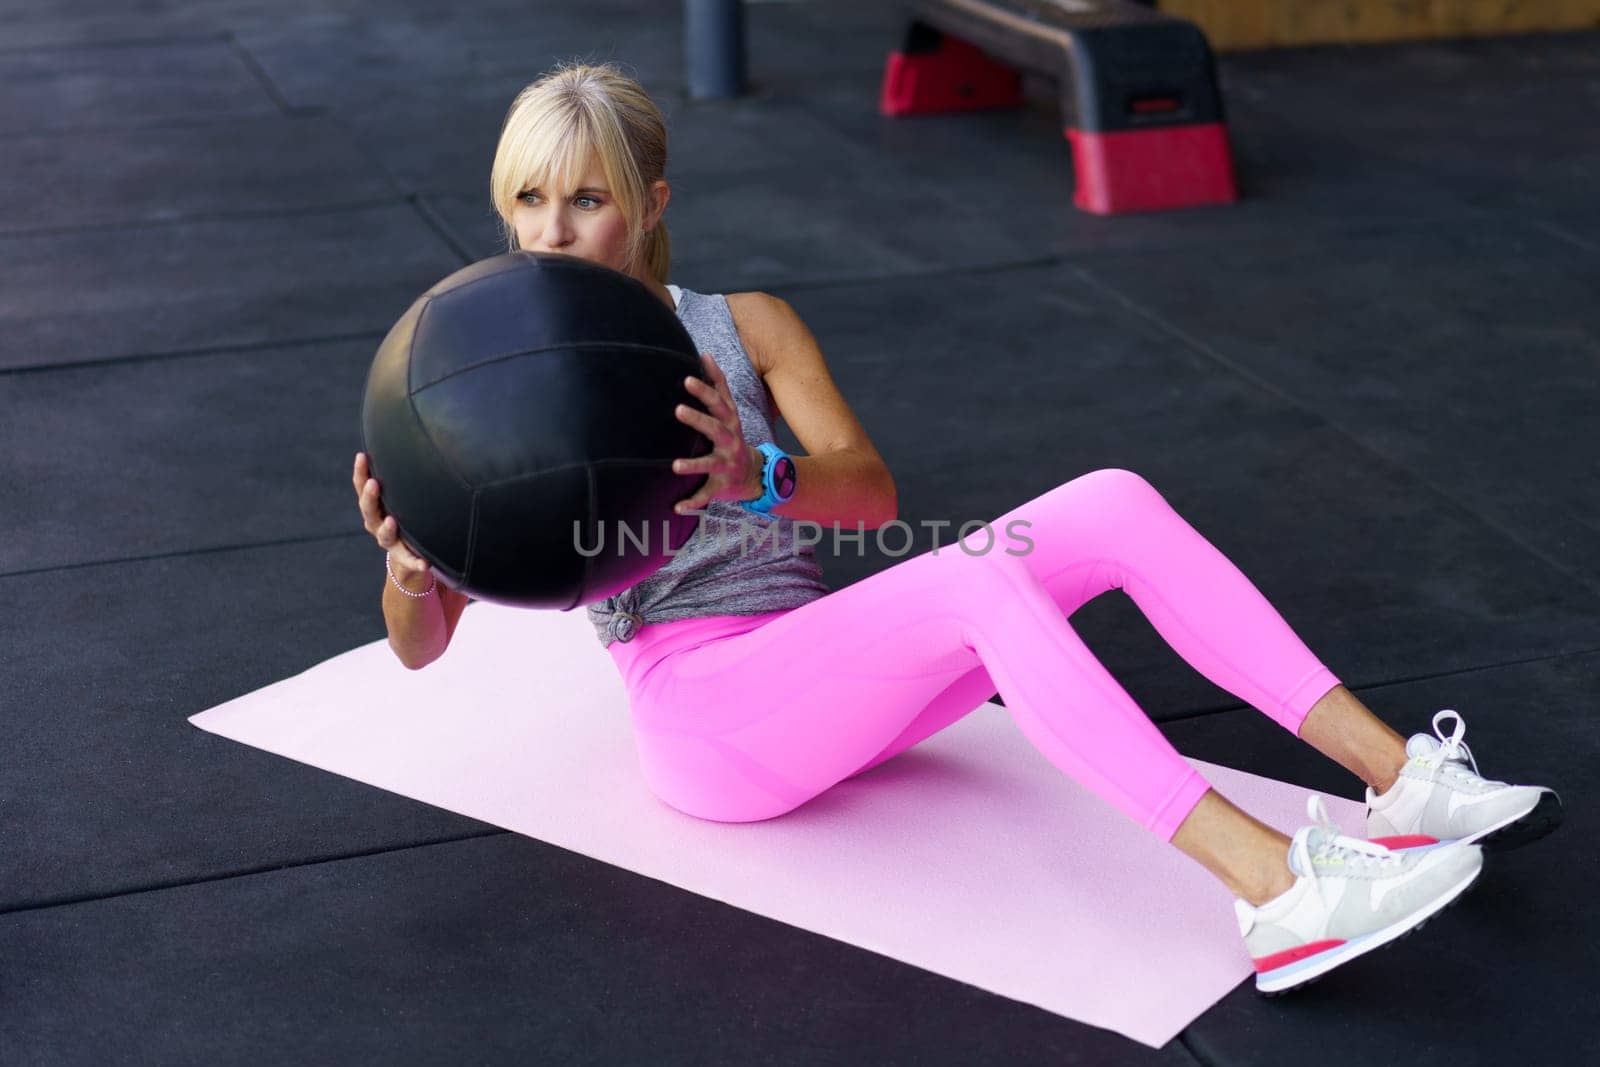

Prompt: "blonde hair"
[490,62,671,284]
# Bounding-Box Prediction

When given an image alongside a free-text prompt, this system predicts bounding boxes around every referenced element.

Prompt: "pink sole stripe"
[1255,939,1346,973]
[1369,834,1440,850]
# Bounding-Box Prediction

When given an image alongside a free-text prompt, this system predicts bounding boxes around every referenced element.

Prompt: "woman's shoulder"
[723,290,789,316]
[680,286,790,318]
[722,291,803,378]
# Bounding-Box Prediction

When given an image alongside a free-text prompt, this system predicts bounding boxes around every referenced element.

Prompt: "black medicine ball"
[360,251,712,609]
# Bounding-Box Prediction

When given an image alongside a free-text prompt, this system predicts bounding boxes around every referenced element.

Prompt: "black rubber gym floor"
[3,2,1596,1063]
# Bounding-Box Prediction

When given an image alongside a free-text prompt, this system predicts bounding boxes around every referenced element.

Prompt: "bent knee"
[1075,466,1175,515]
[1082,465,1157,495]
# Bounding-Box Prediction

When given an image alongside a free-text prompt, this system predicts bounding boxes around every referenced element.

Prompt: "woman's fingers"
[682,377,728,425]
[677,398,740,446]
[389,538,427,572]
[378,517,422,568]
[691,358,732,412]
[671,361,748,499]
[674,480,712,513]
[355,455,382,519]
[355,452,428,573]
[686,359,736,407]
[675,402,731,445]
[687,364,735,410]
[359,479,386,532]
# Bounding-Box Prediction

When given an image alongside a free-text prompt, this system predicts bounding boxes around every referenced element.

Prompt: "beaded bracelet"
[386,551,437,599]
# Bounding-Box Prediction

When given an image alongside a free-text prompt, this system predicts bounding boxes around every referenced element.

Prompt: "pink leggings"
[606,468,1341,839]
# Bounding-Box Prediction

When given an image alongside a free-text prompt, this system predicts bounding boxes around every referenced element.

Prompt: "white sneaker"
[1366,709,1562,851]
[1237,794,1483,994]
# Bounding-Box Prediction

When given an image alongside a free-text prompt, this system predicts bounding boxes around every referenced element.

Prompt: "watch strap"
[740,443,794,515]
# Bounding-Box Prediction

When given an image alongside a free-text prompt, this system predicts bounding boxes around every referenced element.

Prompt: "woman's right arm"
[381,561,472,669]
[356,452,473,670]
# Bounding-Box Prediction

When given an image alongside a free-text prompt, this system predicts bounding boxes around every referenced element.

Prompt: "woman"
[352,62,1559,994]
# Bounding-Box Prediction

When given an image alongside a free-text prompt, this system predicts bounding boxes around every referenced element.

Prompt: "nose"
[537,207,574,252]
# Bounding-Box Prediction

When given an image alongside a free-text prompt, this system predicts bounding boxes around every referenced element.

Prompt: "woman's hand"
[353,451,432,586]
[670,353,762,515]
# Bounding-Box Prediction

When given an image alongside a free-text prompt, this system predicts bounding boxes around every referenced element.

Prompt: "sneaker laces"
[1297,794,1400,876]
[1418,709,1512,791]
[1430,709,1482,776]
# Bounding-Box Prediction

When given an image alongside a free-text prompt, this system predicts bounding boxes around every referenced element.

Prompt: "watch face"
[773,456,796,499]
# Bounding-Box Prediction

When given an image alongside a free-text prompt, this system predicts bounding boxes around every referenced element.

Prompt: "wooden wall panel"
[1157,0,1600,49]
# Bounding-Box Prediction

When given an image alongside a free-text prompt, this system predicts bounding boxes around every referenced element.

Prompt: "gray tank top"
[585,284,832,647]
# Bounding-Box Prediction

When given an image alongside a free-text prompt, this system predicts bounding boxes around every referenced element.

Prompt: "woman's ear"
[646,179,671,230]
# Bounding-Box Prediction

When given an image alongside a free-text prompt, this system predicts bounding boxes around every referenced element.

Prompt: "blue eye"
[576,196,600,209]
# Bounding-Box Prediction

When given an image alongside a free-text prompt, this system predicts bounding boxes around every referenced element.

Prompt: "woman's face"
[510,154,665,279]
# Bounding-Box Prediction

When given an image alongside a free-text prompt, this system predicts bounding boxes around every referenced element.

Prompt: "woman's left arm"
[726,292,898,529]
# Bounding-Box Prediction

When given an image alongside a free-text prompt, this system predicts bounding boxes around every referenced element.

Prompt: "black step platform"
[880,0,1238,213]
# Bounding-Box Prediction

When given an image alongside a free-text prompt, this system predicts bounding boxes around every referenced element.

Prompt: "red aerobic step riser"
[879,40,1023,116]
[1066,122,1238,215]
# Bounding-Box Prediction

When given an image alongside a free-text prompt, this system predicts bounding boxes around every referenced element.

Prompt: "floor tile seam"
[1218,57,1600,105]
[1216,93,1600,206]
[413,183,1074,275]
[0,530,366,581]
[1062,263,1600,601]
[0,108,323,142]
[316,110,412,202]
[223,31,296,117]
[790,93,1076,191]
[1174,1032,1216,1067]
[1531,217,1600,254]
[0,196,412,242]
[1054,213,1480,272]
[316,111,478,258]
[1,253,1582,572]
[0,829,509,919]
[753,253,1068,297]
[1158,642,1600,726]
[0,108,294,141]
[15,526,1600,679]
[0,329,387,379]
[4,677,1588,917]
[0,31,231,56]
[0,212,1472,379]
[790,62,1592,203]
[738,94,963,177]
[409,195,477,266]
[7,663,1594,915]
[395,188,1487,268]
[0,124,1479,248]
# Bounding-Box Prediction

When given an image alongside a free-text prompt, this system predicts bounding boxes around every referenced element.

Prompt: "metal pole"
[685,0,746,99]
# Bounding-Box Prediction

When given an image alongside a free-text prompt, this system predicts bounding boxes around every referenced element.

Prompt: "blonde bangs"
[489,63,671,280]
[490,98,595,225]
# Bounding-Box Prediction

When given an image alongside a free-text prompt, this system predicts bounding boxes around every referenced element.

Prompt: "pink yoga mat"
[190,601,1365,1049]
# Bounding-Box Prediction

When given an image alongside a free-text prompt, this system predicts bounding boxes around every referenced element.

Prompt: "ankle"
[1240,856,1297,908]
[1229,828,1297,906]
[1368,751,1410,796]
[1169,792,1299,907]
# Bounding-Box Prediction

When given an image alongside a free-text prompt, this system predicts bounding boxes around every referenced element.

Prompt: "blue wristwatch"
[739,442,797,515]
